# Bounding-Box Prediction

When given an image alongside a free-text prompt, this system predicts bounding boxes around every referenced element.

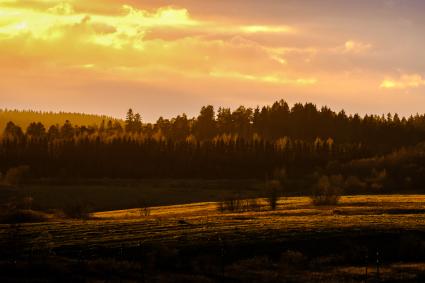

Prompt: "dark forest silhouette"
[1,100,425,192]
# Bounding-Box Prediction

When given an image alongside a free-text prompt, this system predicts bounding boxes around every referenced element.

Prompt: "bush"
[217,198,243,213]
[63,202,92,219]
[2,165,30,186]
[217,198,262,213]
[310,175,341,205]
[246,198,262,212]
[136,199,151,216]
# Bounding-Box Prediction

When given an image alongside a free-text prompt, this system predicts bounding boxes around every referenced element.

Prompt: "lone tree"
[311,175,342,205]
[265,168,287,210]
[125,108,134,132]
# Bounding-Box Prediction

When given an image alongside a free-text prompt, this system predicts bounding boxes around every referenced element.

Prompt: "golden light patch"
[240,25,294,34]
[209,71,317,86]
[47,2,74,15]
[0,3,199,40]
[380,74,425,89]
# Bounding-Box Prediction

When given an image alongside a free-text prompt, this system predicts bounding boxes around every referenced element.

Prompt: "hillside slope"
[0,109,122,131]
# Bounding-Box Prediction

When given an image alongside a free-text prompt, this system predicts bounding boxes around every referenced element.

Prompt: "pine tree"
[125,108,134,133]
[134,113,142,133]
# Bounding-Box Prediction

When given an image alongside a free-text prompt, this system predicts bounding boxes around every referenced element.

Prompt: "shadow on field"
[2,230,425,282]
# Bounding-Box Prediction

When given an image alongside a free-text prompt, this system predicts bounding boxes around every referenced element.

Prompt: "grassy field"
[3,195,425,249]
[2,195,425,282]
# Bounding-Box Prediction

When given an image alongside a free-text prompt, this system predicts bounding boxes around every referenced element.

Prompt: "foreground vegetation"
[1,195,425,282]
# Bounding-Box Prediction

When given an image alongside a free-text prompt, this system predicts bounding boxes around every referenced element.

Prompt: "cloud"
[209,70,316,86]
[239,25,294,34]
[332,40,372,54]
[0,2,306,85]
[3,0,425,119]
[47,2,74,15]
[380,74,425,89]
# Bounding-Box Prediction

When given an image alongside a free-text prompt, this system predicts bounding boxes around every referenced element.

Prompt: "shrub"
[63,202,92,219]
[140,207,151,216]
[138,205,151,217]
[136,199,151,216]
[217,198,262,213]
[310,175,341,205]
[217,198,242,213]
[246,198,262,212]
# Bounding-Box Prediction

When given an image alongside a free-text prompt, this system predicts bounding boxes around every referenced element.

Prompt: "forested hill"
[0,109,122,130]
[2,100,425,190]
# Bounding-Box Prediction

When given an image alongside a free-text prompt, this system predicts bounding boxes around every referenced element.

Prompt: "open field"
[2,195,425,251]
[2,195,425,282]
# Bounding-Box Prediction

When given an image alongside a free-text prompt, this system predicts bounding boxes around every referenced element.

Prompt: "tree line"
[1,100,425,181]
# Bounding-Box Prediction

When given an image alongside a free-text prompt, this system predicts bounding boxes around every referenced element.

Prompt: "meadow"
[2,194,425,282]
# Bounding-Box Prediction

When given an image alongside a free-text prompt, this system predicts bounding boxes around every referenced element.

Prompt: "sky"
[0,0,425,121]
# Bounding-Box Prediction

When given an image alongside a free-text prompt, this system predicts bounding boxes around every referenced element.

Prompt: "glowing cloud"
[335,40,372,54]
[239,25,294,34]
[47,2,75,15]
[380,74,425,89]
[0,2,301,82]
[209,71,316,86]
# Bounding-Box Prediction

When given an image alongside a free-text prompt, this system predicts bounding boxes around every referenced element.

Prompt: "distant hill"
[0,109,122,131]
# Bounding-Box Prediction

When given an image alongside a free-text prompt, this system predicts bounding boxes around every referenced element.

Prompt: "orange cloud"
[331,40,372,54]
[0,2,304,86]
[380,74,425,89]
[343,40,372,53]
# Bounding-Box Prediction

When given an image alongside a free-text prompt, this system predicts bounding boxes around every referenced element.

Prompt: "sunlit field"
[2,195,425,282]
[4,195,425,249]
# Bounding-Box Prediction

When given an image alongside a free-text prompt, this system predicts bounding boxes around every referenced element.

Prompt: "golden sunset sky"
[1,0,424,120]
